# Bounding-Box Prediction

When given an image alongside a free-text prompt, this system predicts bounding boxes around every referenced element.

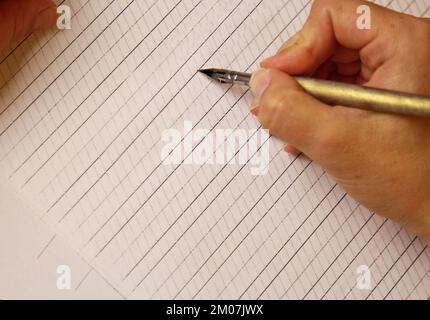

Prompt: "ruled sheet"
[0,181,122,299]
[0,0,429,299]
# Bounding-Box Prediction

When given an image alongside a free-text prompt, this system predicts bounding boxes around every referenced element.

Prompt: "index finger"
[0,0,57,49]
[261,0,401,75]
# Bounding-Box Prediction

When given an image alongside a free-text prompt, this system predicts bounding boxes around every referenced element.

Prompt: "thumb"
[0,0,57,49]
[250,68,354,161]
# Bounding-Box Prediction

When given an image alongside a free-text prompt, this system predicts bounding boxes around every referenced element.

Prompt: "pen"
[198,68,430,117]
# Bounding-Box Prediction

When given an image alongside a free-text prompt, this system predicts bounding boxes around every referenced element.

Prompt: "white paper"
[0,0,429,299]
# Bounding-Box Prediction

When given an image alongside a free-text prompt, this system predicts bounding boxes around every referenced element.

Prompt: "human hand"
[250,0,430,243]
[0,0,57,50]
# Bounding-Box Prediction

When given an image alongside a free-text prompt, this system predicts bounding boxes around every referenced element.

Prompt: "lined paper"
[0,181,122,299]
[0,0,429,299]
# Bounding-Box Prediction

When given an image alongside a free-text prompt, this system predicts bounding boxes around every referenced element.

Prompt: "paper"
[0,0,429,299]
[0,181,122,299]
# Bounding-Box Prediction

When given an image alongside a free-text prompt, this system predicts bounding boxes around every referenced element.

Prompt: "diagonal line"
[342,225,403,300]
[97,0,310,275]
[320,218,387,299]
[107,0,294,274]
[301,209,371,299]
[215,164,323,300]
[0,0,129,137]
[0,0,78,94]
[383,245,427,299]
[81,0,252,256]
[256,192,346,300]
[42,0,230,218]
[366,236,417,300]
[18,0,185,186]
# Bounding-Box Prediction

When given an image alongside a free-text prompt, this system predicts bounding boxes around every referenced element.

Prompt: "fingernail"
[250,69,271,107]
[260,57,271,66]
[284,144,300,156]
[34,8,57,30]
[250,106,259,116]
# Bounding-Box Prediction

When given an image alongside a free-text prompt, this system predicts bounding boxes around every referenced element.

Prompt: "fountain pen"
[198,68,430,117]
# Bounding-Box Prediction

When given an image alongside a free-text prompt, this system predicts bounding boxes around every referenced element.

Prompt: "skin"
[0,0,57,50]
[250,0,430,244]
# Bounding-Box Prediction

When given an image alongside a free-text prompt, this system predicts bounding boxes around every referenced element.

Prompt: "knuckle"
[312,0,331,10]
[265,93,290,136]
[311,0,340,16]
[260,91,304,139]
[258,93,285,134]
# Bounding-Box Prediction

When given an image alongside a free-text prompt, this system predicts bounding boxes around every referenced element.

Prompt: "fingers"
[331,46,360,64]
[313,61,335,79]
[0,0,57,49]
[284,144,301,156]
[313,60,361,82]
[335,61,361,77]
[261,0,400,75]
[250,68,355,161]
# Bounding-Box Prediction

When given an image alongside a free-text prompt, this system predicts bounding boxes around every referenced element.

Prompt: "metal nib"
[198,68,251,86]
[198,69,219,81]
[198,69,214,77]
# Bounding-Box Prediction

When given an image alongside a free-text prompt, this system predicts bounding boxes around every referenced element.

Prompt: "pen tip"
[198,69,213,77]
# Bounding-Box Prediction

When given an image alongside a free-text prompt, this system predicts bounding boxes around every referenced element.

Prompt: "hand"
[0,0,57,50]
[250,0,430,243]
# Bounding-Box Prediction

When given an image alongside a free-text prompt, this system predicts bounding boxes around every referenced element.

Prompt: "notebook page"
[0,0,429,299]
[0,182,121,299]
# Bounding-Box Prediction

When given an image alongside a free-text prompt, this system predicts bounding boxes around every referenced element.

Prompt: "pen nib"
[198,68,251,86]
[198,69,215,78]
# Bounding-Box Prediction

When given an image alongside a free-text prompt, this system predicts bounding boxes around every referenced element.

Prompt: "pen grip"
[295,77,430,117]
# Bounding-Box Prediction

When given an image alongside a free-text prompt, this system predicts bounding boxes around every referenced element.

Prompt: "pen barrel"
[296,77,430,117]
